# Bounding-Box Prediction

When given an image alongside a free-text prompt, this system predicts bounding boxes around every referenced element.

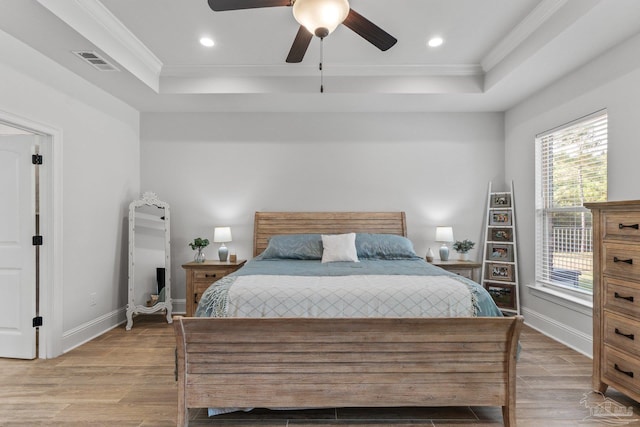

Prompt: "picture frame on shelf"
[489,210,512,226]
[490,193,512,208]
[486,243,514,262]
[486,262,514,282]
[485,282,516,310]
[490,227,513,242]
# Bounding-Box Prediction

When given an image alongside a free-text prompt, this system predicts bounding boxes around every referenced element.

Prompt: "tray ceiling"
[1,0,639,112]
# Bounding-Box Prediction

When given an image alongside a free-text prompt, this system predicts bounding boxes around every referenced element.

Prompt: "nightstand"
[431,259,482,282]
[182,260,246,316]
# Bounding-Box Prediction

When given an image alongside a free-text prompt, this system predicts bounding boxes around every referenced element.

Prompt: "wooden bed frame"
[174,212,523,426]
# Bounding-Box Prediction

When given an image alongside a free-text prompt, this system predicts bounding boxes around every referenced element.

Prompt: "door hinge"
[32,235,43,246]
[32,154,43,165]
[32,316,43,327]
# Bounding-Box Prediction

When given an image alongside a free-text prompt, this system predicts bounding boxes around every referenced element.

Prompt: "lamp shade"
[435,226,454,243]
[293,0,350,37]
[213,227,232,243]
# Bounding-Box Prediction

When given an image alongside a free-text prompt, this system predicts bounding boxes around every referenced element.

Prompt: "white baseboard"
[521,306,593,358]
[60,302,592,356]
[172,298,186,315]
[62,299,186,353]
[62,307,127,353]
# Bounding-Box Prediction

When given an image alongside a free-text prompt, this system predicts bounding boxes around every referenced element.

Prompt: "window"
[535,110,607,295]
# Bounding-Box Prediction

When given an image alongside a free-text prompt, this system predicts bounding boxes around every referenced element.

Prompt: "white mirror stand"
[126,191,172,330]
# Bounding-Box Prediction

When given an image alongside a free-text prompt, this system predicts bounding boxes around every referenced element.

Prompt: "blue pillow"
[355,233,421,260]
[256,234,323,260]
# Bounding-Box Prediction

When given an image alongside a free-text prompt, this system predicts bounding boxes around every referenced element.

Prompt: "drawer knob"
[614,292,634,303]
[619,223,639,230]
[614,363,634,378]
[205,273,217,278]
[615,328,635,340]
[614,256,633,265]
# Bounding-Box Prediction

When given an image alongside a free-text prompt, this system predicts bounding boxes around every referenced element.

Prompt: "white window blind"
[535,110,607,294]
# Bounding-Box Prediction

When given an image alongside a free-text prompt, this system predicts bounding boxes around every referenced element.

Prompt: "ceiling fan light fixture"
[293,0,350,37]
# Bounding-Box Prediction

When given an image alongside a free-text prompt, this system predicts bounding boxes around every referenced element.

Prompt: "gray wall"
[505,32,640,356]
[0,29,140,355]
[140,112,505,305]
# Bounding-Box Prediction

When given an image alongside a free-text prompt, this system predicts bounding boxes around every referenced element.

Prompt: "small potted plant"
[189,237,209,263]
[453,239,475,261]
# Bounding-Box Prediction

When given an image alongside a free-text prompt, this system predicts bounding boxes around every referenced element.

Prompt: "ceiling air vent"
[72,51,119,72]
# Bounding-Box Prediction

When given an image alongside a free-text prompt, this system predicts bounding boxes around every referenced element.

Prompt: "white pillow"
[321,233,359,263]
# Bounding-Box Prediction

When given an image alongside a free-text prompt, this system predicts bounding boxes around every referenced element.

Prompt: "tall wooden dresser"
[587,200,640,401]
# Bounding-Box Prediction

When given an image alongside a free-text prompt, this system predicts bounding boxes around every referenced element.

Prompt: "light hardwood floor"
[1,315,640,426]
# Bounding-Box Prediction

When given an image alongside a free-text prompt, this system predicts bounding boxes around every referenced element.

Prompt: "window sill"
[527,283,593,317]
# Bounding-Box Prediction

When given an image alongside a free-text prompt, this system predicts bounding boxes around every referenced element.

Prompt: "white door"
[0,135,36,359]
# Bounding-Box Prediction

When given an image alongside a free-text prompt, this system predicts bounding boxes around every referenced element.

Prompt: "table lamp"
[435,226,454,261]
[213,227,232,262]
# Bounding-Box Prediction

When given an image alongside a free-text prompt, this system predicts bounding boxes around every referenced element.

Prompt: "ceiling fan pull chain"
[319,37,324,93]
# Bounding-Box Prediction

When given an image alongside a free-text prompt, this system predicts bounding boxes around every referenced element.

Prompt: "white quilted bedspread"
[225,274,474,318]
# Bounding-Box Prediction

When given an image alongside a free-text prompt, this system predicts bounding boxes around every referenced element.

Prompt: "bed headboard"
[253,212,407,257]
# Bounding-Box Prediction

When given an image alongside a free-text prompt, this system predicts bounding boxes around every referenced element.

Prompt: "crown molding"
[77,0,162,73]
[37,0,162,91]
[159,74,484,95]
[481,0,568,73]
[161,64,483,78]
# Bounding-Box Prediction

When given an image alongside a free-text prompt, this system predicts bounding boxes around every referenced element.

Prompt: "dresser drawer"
[431,261,481,283]
[603,345,640,395]
[605,277,640,317]
[448,267,473,279]
[193,282,213,306]
[603,242,640,282]
[604,312,640,354]
[193,269,232,284]
[457,270,473,280]
[604,212,640,241]
[192,269,233,304]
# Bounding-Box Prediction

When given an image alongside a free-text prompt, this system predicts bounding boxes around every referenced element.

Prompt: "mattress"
[196,258,503,318]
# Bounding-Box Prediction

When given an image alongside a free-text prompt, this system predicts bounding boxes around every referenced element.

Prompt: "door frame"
[0,109,63,358]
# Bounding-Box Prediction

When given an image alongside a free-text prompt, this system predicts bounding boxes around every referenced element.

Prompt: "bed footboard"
[174,316,523,426]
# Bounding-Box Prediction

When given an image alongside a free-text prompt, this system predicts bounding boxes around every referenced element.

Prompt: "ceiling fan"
[206,0,398,63]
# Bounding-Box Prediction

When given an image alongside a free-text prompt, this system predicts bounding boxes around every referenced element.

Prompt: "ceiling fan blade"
[286,25,313,63]
[342,9,397,51]
[207,0,291,11]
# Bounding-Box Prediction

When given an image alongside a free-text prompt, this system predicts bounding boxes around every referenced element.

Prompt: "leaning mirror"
[126,191,172,330]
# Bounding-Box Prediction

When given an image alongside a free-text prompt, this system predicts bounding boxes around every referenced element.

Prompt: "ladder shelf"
[481,181,520,315]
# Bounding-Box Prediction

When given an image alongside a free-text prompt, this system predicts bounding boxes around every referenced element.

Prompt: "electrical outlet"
[89,292,97,307]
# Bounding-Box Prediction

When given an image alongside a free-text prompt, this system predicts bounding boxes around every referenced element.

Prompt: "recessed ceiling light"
[427,37,444,48]
[200,37,215,47]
